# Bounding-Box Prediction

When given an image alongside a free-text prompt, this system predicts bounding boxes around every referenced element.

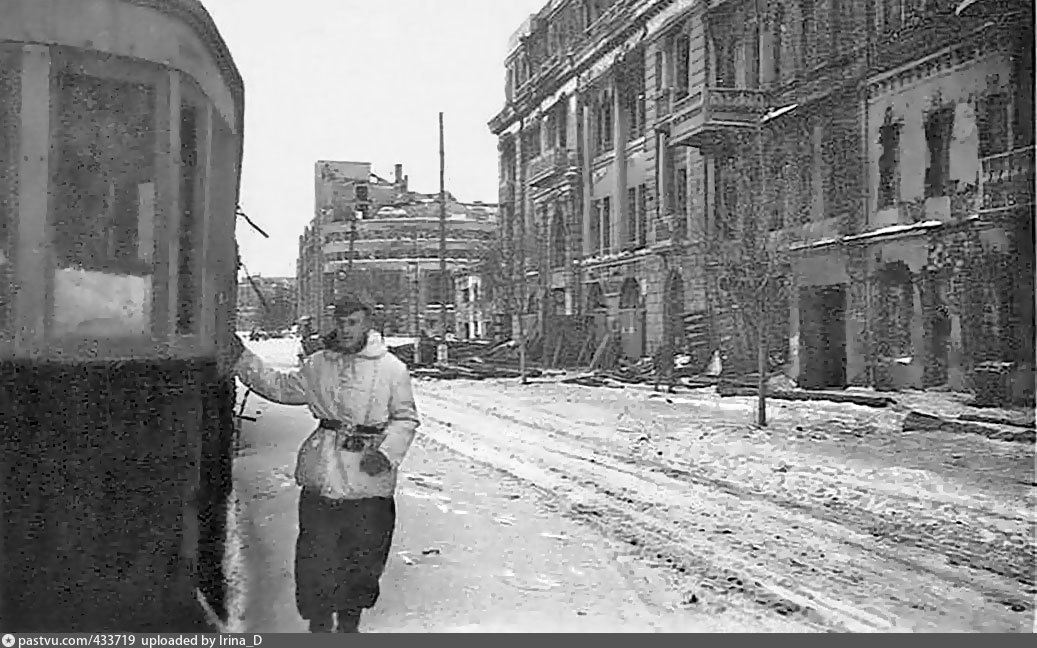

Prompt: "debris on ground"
[902,410,1036,444]
[717,383,896,408]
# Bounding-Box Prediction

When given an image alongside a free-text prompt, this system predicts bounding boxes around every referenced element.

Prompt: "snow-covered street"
[231,339,1035,633]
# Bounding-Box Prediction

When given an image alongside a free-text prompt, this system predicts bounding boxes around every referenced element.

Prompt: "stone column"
[613,74,628,251]
[581,104,594,256]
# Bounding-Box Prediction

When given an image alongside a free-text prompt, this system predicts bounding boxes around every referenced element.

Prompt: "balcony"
[979,146,1035,215]
[527,148,578,188]
[669,86,769,149]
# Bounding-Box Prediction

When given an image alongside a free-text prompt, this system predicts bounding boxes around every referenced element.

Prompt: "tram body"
[0,0,243,631]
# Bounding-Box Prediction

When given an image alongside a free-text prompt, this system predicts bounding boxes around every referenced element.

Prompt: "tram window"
[0,50,16,334]
[176,102,202,335]
[51,72,156,337]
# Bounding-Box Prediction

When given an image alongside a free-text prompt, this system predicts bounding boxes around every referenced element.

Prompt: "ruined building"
[490,0,1033,396]
[296,161,498,335]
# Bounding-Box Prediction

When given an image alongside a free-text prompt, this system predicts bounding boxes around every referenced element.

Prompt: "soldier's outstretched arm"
[229,334,310,406]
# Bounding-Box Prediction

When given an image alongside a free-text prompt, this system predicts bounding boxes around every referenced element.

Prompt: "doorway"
[619,278,645,361]
[798,284,847,389]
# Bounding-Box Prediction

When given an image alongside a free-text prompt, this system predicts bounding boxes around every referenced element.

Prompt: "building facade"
[296,160,498,335]
[491,0,1033,394]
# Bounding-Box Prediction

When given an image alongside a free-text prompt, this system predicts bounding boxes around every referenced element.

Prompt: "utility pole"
[439,112,448,345]
[517,116,528,384]
[754,0,768,427]
[412,230,422,365]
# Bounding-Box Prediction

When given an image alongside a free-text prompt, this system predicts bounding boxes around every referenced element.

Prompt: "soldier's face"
[335,310,371,351]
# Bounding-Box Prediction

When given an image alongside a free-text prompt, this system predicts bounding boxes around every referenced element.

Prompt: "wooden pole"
[517,116,528,384]
[755,0,768,427]
[439,112,448,342]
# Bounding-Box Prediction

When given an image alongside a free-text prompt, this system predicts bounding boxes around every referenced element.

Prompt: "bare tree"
[707,121,794,427]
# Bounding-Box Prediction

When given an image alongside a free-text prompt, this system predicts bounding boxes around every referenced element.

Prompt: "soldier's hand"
[359,449,392,476]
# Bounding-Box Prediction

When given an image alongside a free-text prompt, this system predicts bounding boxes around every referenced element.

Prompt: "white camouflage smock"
[235,330,420,500]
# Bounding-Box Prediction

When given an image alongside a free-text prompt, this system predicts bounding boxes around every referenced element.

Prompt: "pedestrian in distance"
[227,295,420,633]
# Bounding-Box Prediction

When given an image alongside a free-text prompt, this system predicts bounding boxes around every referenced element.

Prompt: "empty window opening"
[878,108,901,209]
[924,106,954,198]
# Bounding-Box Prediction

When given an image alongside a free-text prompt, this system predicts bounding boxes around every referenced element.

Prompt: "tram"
[0,0,243,632]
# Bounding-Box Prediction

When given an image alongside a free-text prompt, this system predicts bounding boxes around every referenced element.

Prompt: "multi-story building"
[491,0,713,366]
[491,0,1033,395]
[453,264,496,340]
[296,160,499,335]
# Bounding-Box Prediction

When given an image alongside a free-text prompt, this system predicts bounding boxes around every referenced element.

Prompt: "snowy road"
[233,339,1035,633]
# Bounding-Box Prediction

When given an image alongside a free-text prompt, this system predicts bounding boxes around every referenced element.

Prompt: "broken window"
[556,101,568,149]
[654,50,664,91]
[716,156,739,239]
[637,184,648,247]
[596,88,614,153]
[878,109,901,209]
[924,106,954,198]
[51,67,157,337]
[675,167,688,236]
[674,34,690,97]
[627,187,638,247]
[978,92,1010,158]
[622,52,646,140]
[770,147,788,230]
[551,209,566,268]
[773,6,786,83]
[0,50,17,334]
[589,198,601,254]
[882,0,903,32]
[713,16,737,87]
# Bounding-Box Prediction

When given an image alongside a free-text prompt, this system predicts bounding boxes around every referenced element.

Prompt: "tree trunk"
[757,297,768,427]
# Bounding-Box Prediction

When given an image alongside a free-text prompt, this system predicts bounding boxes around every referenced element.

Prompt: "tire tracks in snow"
[428,386,1035,590]
[418,386,1032,632]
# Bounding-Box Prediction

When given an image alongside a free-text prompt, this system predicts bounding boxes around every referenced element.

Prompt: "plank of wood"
[958,413,1036,430]
[575,334,594,366]
[904,411,1036,443]
[589,334,611,370]
[717,384,894,408]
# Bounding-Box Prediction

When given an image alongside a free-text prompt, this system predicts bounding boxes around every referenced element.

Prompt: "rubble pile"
[391,338,546,380]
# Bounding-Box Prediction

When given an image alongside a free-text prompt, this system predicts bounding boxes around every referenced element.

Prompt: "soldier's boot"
[336,609,362,633]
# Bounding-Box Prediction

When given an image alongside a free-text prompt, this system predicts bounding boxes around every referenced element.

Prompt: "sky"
[204,0,547,278]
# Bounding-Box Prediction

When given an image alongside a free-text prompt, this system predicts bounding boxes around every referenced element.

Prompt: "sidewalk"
[229,391,725,633]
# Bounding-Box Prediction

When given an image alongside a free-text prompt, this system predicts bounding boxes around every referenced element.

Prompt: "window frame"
[46,48,165,347]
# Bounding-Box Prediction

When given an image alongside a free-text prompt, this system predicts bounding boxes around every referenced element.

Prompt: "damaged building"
[296,161,498,335]
[489,0,1033,397]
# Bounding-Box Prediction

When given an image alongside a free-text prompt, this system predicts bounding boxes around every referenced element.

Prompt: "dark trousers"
[295,490,396,621]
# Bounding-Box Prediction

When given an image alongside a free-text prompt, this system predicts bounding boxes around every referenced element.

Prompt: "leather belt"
[319,416,385,447]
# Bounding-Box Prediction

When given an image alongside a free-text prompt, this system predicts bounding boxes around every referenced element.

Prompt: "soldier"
[228,296,420,633]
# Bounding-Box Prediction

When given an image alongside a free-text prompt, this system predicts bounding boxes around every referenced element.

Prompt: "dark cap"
[333,295,372,319]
